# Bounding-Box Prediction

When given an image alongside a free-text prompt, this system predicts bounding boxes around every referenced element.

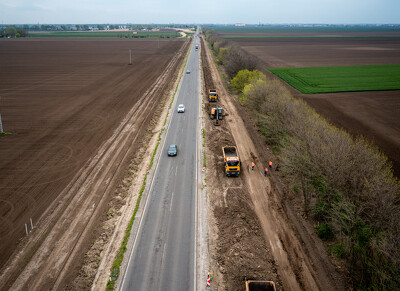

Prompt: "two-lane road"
[120,33,201,291]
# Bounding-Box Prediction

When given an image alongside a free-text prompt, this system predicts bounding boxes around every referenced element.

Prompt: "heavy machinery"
[209,89,218,102]
[245,280,276,291]
[222,146,240,176]
[210,107,223,125]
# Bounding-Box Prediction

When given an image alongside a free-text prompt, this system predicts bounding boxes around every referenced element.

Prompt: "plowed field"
[0,38,184,277]
[220,34,400,176]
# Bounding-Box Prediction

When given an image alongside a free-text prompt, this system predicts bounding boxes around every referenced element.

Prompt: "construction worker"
[264,167,268,176]
[251,161,255,171]
[269,161,273,170]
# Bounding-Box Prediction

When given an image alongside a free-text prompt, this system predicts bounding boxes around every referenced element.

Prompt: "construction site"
[1,25,399,290]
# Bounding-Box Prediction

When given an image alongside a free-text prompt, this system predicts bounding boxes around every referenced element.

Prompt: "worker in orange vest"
[264,167,268,176]
[251,161,255,171]
[269,161,273,170]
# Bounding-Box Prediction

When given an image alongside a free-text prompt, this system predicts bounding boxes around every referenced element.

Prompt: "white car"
[177,104,185,113]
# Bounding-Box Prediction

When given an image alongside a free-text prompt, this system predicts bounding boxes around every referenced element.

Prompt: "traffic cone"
[207,273,211,287]
[202,167,205,173]
[146,169,149,174]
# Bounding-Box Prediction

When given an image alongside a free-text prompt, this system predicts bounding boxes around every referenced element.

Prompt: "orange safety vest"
[269,161,272,166]
[252,162,255,167]
[265,168,268,172]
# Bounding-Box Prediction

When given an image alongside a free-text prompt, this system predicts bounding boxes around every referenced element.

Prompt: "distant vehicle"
[168,144,178,156]
[177,104,185,113]
[195,45,199,50]
[186,70,190,74]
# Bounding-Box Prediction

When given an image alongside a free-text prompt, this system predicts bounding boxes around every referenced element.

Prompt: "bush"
[317,223,334,240]
[312,201,329,221]
[217,47,230,64]
[235,68,400,288]
[331,242,348,259]
[231,69,265,93]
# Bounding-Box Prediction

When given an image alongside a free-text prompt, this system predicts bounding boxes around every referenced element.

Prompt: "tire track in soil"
[0,40,189,291]
[201,35,346,290]
[200,37,282,290]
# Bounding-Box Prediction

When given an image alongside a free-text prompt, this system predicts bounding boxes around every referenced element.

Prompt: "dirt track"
[224,36,400,176]
[0,38,186,289]
[201,36,347,290]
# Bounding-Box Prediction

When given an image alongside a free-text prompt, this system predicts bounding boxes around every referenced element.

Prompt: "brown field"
[218,34,400,176]
[0,38,184,275]
[218,29,400,38]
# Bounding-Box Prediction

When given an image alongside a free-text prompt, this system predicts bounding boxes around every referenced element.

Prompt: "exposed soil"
[200,37,281,290]
[201,35,348,290]
[223,35,400,177]
[230,37,400,68]
[0,38,187,289]
[218,30,400,38]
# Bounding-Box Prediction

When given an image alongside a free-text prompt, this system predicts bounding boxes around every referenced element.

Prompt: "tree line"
[204,28,400,289]
[0,26,28,38]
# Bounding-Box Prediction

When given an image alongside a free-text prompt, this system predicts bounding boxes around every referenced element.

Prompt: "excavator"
[210,107,223,125]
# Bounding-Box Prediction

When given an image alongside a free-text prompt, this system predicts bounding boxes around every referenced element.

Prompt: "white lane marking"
[194,31,200,291]
[170,192,174,212]
[120,39,188,290]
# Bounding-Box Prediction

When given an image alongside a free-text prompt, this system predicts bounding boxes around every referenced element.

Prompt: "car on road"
[168,144,178,156]
[186,69,190,74]
[177,104,185,113]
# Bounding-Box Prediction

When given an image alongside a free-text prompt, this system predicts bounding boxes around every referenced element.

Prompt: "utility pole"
[129,49,132,65]
[158,38,160,49]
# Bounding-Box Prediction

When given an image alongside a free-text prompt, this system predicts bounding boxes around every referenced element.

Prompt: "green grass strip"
[106,174,147,290]
[269,64,400,94]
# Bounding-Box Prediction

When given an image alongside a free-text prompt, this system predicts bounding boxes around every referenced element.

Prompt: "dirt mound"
[213,187,280,290]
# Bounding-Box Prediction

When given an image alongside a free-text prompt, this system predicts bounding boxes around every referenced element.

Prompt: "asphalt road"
[120,34,201,291]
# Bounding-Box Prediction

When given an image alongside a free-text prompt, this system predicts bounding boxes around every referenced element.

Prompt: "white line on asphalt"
[170,192,174,212]
[119,42,187,291]
[194,30,200,291]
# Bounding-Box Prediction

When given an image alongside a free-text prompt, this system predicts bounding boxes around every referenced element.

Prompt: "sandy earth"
[222,35,400,177]
[0,39,187,290]
[201,35,348,290]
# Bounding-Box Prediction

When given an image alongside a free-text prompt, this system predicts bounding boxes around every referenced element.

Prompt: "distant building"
[234,23,246,27]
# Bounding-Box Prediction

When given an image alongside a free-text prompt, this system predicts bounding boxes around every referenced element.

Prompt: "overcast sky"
[1,0,399,24]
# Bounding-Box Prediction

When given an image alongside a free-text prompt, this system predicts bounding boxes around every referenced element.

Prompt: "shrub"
[317,223,334,240]
[236,68,400,288]
[312,201,329,221]
[231,69,265,93]
[331,242,348,259]
[217,47,230,64]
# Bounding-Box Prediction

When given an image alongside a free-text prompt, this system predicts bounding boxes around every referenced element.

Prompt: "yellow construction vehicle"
[245,280,276,291]
[210,107,223,125]
[210,107,223,120]
[222,146,240,176]
[209,89,217,102]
